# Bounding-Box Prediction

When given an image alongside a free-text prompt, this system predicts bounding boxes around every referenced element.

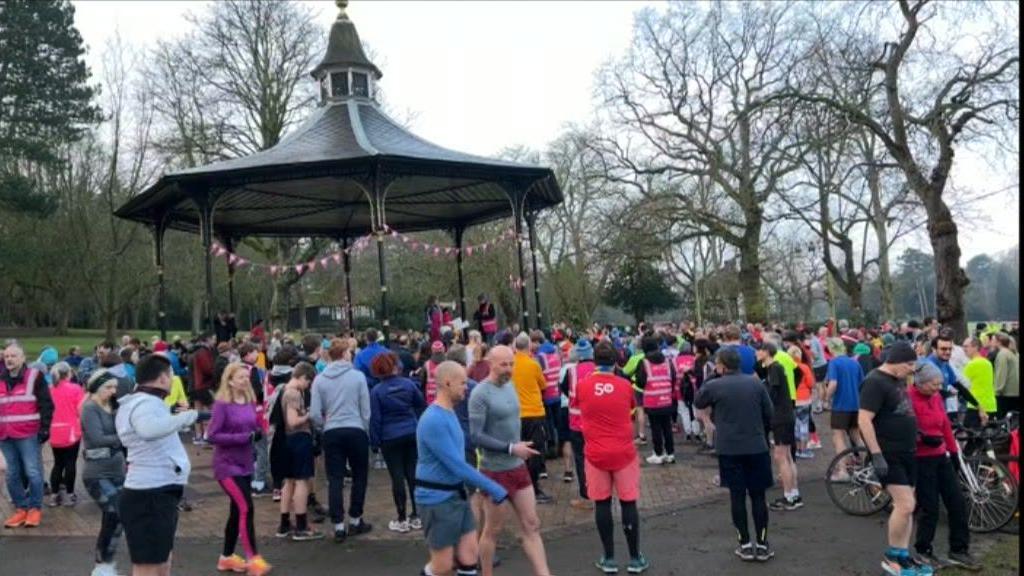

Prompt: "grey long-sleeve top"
[694,372,774,456]
[467,379,523,472]
[81,400,125,481]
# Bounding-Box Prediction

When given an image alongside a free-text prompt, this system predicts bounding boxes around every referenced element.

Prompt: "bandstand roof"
[115,1,561,239]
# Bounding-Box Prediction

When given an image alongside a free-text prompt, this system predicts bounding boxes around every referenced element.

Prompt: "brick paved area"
[1,427,833,542]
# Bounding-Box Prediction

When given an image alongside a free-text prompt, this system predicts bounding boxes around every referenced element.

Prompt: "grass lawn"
[948,529,1019,575]
[3,328,192,361]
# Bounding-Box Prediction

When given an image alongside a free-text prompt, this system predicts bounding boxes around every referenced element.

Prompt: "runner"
[47,361,84,507]
[695,347,775,562]
[825,337,864,481]
[309,338,373,542]
[510,334,553,503]
[276,362,323,541]
[577,340,650,574]
[81,370,126,576]
[469,345,552,576]
[207,363,272,575]
[115,354,201,576]
[561,339,595,510]
[370,351,427,533]
[961,337,995,428]
[857,341,933,576]
[756,342,801,510]
[419,342,447,405]
[415,360,508,576]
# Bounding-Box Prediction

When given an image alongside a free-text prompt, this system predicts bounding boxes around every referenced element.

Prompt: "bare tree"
[795,0,1019,337]
[593,2,811,322]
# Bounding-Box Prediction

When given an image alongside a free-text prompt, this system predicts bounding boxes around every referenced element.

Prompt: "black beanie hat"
[883,341,917,364]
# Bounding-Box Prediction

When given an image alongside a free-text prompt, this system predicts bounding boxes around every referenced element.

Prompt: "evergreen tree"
[0,0,101,214]
[604,259,680,323]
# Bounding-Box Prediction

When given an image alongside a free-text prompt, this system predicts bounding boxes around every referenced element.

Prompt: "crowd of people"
[0,312,1019,576]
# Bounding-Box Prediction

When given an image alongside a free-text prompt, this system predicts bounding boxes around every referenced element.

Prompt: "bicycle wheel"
[825,446,891,516]
[961,455,1018,533]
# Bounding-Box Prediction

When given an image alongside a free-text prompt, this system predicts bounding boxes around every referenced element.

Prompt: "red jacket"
[909,386,958,458]
[191,346,214,391]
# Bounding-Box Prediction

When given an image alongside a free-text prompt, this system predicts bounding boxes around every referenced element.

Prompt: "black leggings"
[570,431,588,500]
[595,498,640,560]
[50,443,80,492]
[808,412,817,435]
[729,487,768,545]
[220,475,258,559]
[381,435,418,521]
[648,412,674,456]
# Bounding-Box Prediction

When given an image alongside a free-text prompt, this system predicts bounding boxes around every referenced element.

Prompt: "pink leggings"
[219,475,257,559]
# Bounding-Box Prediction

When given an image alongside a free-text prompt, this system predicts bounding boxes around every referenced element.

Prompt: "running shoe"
[909,555,935,576]
[946,551,981,572]
[807,439,822,450]
[663,454,676,464]
[408,515,423,530]
[795,450,815,460]
[46,492,63,507]
[535,491,554,504]
[89,562,120,576]
[880,554,917,576]
[332,527,346,543]
[388,519,410,533]
[4,509,28,528]
[274,525,292,539]
[539,471,549,480]
[348,520,373,536]
[754,543,774,562]
[64,493,78,507]
[784,496,804,510]
[23,508,41,527]
[570,498,594,510]
[291,529,324,542]
[563,470,575,483]
[768,497,791,511]
[913,551,948,572]
[246,555,272,576]
[594,557,619,574]
[627,554,650,573]
[634,435,648,445]
[216,554,247,573]
[645,454,665,465]
[734,543,756,562]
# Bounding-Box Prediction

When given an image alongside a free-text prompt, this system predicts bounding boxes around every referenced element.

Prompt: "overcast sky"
[70,0,1018,264]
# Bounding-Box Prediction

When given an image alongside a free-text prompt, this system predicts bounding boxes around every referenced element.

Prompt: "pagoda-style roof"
[115,1,561,240]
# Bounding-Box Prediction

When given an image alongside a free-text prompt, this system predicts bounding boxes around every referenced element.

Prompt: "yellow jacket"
[164,375,189,407]
[512,351,546,418]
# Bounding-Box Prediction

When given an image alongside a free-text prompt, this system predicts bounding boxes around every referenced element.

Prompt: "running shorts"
[420,497,476,551]
[830,411,858,431]
[584,458,640,501]
[771,419,796,447]
[481,465,532,495]
[285,431,315,479]
[119,485,183,565]
[879,451,916,487]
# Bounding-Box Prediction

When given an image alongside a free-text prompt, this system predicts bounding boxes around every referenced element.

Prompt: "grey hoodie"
[310,360,371,433]
[116,391,197,489]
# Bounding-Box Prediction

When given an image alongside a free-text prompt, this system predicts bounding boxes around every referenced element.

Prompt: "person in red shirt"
[190,333,216,445]
[577,340,649,574]
[909,362,980,571]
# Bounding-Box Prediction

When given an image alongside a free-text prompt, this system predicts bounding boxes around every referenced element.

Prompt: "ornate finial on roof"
[336,0,349,20]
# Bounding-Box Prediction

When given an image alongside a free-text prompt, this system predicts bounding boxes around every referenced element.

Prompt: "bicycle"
[953,418,1019,533]
[825,445,891,516]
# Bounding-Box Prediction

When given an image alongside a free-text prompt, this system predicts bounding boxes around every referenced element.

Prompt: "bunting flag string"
[208,225,516,278]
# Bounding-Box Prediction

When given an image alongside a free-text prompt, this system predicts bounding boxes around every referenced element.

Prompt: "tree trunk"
[925,193,969,339]
[737,226,766,323]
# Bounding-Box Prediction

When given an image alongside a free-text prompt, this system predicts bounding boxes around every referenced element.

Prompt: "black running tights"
[729,487,768,545]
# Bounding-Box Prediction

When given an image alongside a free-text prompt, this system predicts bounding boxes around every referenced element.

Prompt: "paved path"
[2,478,1015,575]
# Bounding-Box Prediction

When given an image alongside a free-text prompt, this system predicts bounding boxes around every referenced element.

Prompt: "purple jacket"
[207,400,260,480]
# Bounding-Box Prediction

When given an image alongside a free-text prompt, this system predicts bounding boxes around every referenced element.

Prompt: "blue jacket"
[355,342,388,387]
[369,375,426,448]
